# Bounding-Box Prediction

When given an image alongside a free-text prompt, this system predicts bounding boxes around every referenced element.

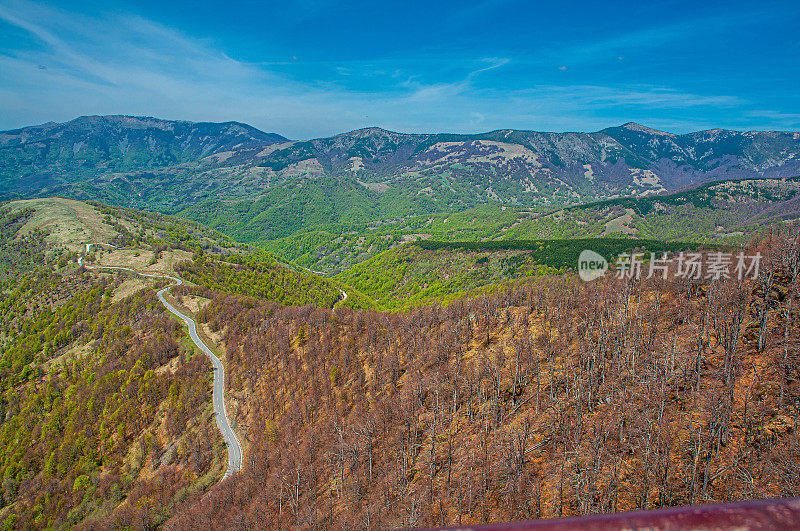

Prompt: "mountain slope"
[3,117,800,265]
[0,202,227,528]
[601,123,800,188]
[0,115,287,200]
[498,176,800,243]
[333,238,708,310]
[0,197,356,527]
[250,123,800,205]
[3,117,799,212]
[171,229,800,528]
[250,176,800,275]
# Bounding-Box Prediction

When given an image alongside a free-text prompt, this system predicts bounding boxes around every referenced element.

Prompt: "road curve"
[79,244,243,479]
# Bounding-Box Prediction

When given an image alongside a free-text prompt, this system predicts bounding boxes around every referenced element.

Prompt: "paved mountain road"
[79,244,243,479]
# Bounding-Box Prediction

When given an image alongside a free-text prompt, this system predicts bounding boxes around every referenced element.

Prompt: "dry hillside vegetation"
[5,197,118,251]
[170,230,800,528]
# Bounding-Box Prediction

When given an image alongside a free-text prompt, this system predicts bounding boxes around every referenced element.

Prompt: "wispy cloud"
[398,56,510,103]
[536,85,743,109]
[743,110,800,129]
[0,1,321,133]
[538,6,785,66]
[0,0,795,137]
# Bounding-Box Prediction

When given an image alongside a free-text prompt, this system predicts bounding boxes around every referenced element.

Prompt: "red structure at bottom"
[431,497,800,530]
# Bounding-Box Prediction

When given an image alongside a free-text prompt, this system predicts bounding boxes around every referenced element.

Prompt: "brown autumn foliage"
[167,228,800,529]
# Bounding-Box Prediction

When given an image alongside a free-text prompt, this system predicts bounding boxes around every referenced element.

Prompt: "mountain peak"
[343,126,395,136]
[619,122,675,137]
[1,115,287,143]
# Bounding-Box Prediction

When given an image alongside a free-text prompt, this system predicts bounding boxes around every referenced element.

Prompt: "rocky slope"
[271,123,800,205]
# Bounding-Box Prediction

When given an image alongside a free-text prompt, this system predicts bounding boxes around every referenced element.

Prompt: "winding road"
[79,244,242,480]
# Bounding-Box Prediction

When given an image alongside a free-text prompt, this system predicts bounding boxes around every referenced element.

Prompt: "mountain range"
[3,119,800,527]
[2,115,800,256]
[3,116,799,207]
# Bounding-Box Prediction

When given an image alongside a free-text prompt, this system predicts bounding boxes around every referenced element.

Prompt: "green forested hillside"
[259,204,524,275]
[0,206,226,528]
[0,198,361,528]
[335,238,713,310]
[255,177,799,274]
[6,116,800,218]
[176,250,343,308]
[0,116,286,201]
[6,116,799,278]
[179,176,381,242]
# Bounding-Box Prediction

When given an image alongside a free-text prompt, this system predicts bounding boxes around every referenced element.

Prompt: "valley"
[0,116,799,528]
[2,0,799,525]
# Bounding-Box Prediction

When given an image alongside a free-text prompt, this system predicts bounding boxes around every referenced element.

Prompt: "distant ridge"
[5,114,799,140]
[2,114,286,141]
[1,114,798,217]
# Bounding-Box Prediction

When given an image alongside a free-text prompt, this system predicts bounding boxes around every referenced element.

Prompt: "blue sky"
[0,0,798,138]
